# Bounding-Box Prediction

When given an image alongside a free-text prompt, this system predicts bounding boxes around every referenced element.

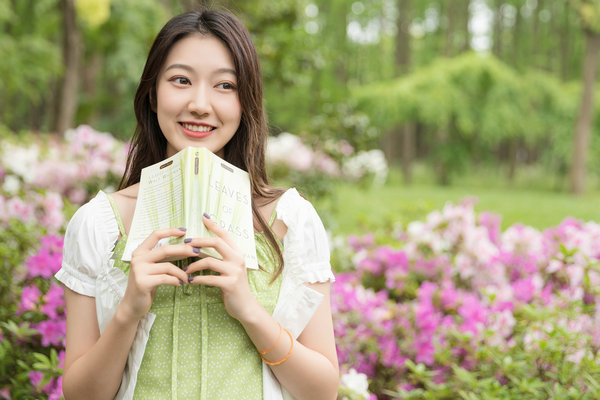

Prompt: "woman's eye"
[217,82,236,90]
[171,77,190,85]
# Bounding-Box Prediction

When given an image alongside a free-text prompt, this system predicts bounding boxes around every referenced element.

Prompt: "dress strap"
[106,194,126,237]
[268,210,277,227]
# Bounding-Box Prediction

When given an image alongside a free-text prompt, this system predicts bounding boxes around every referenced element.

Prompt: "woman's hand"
[184,215,261,322]
[119,228,196,321]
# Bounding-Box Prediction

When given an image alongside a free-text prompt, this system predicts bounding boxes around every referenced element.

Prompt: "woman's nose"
[187,87,211,115]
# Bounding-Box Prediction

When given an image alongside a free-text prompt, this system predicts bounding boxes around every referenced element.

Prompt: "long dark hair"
[120,9,285,279]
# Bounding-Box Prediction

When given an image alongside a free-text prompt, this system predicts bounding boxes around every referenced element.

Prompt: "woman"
[56,9,339,400]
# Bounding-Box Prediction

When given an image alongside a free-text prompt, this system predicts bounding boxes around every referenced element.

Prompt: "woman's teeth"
[181,123,213,132]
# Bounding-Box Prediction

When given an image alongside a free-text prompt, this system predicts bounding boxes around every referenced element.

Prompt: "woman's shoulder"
[109,183,139,235]
[65,190,119,241]
[274,188,319,226]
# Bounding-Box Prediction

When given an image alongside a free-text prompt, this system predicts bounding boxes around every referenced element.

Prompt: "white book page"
[122,153,184,261]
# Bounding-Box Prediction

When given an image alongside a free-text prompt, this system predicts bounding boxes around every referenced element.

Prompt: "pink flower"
[26,234,63,278]
[458,294,488,336]
[18,284,42,314]
[414,337,435,365]
[440,283,460,310]
[511,277,535,303]
[479,211,501,245]
[35,320,66,347]
[6,197,34,223]
[47,376,63,399]
[41,283,65,319]
[29,371,44,387]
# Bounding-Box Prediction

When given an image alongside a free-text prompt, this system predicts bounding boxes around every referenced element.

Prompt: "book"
[121,147,258,269]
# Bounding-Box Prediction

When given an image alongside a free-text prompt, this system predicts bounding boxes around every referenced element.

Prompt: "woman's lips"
[179,122,215,138]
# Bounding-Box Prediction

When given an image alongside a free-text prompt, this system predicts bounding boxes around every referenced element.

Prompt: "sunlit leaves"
[75,0,112,28]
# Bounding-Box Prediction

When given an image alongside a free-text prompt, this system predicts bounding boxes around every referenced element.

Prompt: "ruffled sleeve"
[263,189,335,400]
[275,188,335,285]
[55,191,120,297]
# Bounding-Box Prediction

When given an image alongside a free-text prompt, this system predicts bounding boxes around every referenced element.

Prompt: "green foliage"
[353,53,582,184]
[381,307,600,399]
[0,0,61,132]
[570,0,600,33]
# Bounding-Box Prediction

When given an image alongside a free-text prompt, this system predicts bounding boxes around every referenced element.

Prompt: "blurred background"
[2,0,600,232]
[2,2,600,399]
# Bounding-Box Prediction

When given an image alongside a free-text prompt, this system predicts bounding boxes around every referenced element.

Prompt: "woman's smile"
[179,121,216,138]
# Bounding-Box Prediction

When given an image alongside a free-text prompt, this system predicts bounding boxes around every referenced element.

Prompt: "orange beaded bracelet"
[259,323,282,355]
[260,327,294,366]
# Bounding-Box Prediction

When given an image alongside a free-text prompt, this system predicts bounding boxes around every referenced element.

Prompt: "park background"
[1,0,600,398]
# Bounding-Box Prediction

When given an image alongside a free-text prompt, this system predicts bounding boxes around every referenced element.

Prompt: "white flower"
[2,175,20,194]
[342,149,388,185]
[340,369,370,399]
[1,143,39,183]
[266,133,314,171]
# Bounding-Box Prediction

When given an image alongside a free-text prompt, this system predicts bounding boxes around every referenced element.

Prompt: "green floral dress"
[107,195,282,399]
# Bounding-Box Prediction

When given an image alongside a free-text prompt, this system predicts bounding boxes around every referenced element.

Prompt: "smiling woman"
[55,8,339,400]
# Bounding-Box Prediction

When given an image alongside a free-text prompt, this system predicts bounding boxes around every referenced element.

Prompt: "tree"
[569,0,600,194]
[55,0,81,134]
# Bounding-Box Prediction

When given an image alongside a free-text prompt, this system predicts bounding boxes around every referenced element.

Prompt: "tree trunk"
[395,0,411,74]
[434,128,450,185]
[560,3,570,81]
[401,123,416,184]
[55,0,81,135]
[512,0,522,69]
[444,0,456,57]
[460,0,470,53]
[507,138,517,181]
[82,52,103,125]
[570,30,600,194]
[388,0,415,181]
[532,0,541,68]
[492,0,503,59]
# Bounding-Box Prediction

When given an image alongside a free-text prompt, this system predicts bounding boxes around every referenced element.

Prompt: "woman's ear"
[149,88,157,113]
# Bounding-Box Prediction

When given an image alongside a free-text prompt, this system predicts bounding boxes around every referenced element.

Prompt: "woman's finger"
[141,274,184,289]
[143,243,200,263]
[185,257,229,275]
[134,262,189,282]
[183,236,244,264]
[132,227,187,256]
[202,214,240,251]
[188,273,229,288]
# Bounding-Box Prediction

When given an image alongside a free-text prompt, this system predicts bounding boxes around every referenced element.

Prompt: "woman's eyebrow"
[164,63,194,72]
[215,67,237,76]
[164,63,236,77]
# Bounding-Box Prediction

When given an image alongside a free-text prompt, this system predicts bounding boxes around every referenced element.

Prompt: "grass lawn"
[315,166,600,236]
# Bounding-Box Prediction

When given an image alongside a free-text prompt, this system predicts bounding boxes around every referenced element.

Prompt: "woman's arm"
[62,228,193,400]
[186,215,339,400]
[62,289,140,400]
[240,282,340,400]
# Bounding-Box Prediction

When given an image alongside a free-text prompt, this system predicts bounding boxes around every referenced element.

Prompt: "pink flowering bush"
[0,125,127,399]
[266,132,387,200]
[332,199,600,398]
[0,234,65,399]
[0,125,126,206]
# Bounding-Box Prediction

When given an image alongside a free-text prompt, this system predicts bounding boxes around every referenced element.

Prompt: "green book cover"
[122,147,258,269]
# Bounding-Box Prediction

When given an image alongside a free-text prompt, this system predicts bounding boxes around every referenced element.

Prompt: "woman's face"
[156,33,242,158]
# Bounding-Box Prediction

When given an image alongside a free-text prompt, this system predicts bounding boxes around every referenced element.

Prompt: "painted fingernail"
[179,279,183,285]
[183,266,188,272]
[203,213,210,219]
[178,227,187,231]
[193,247,201,254]
[184,238,192,244]
[188,275,194,283]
